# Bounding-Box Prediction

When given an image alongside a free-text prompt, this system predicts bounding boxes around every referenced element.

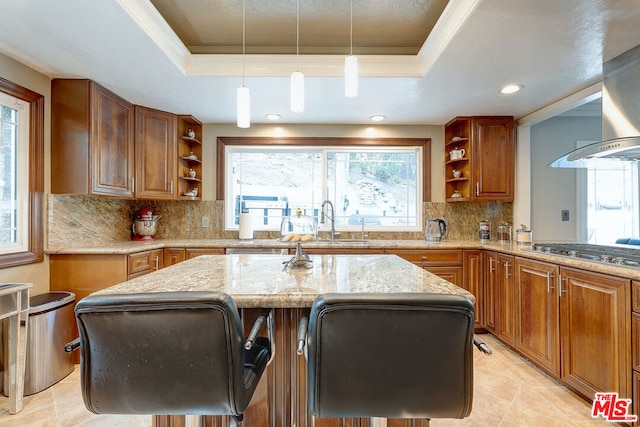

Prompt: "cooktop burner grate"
[526,243,640,268]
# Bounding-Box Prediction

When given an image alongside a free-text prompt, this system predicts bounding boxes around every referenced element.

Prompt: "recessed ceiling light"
[500,84,524,94]
[369,115,386,122]
[265,114,281,120]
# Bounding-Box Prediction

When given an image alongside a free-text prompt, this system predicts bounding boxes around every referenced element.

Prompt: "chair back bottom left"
[75,292,246,416]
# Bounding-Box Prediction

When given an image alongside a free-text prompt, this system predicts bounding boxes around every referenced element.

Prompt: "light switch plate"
[201,216,210,228]
[561,210,570,221]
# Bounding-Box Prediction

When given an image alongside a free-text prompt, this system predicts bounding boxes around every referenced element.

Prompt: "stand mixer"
[132,208,161,241]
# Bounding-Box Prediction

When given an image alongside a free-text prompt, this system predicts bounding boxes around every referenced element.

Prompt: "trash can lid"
[29,291,76,315]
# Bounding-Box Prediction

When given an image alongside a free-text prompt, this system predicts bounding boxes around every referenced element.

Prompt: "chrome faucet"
[320,200,336,240]
[360,217,368,241]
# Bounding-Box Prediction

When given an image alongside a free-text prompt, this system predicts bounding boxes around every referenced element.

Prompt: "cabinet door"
[560,267,631,400]
[91,84,135,197]
[127,249,163,279]
[483,251,498,333]
[186,248,226,259]
[497,253,516,346]
[164,248,186,267]
[463,250,483,328]
[135,106,177,199]
[514,257,560,376]
[423,266,463,287]
[472,117,514,201]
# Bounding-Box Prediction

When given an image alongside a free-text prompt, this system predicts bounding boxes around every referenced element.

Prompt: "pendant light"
[237,0,250,128]
[290,0,304,112]
[344,0,358,98]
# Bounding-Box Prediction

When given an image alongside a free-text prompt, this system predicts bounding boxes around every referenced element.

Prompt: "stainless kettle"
[425,218,448,241]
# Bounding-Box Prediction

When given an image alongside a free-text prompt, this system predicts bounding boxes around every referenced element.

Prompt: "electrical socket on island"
[201,216,210,228]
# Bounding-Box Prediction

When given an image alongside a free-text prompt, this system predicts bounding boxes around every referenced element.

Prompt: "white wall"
[530,116,601,242]
[0,52,51,296]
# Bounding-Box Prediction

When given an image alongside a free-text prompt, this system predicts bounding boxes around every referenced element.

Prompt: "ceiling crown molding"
[117,0,479,78]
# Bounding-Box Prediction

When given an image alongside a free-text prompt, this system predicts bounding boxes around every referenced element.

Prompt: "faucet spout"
[321,200,336,240]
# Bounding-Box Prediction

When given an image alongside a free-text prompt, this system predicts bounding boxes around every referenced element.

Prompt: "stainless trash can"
[8,292,76,396]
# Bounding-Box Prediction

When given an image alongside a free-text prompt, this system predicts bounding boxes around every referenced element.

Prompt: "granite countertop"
[46,239,640,280]
[93,254,475,308]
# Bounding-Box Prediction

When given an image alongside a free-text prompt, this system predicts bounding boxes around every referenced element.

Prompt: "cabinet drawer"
[128,250,162,275]
[387,250,462,265]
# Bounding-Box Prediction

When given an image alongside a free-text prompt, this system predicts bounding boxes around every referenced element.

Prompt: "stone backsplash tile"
[48,195,513,247]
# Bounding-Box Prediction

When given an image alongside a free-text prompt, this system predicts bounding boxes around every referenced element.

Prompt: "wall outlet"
[201,216,210,228]
[561,210,570,221]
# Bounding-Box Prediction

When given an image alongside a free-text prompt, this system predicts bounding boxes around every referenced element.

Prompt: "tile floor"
[0,334,621,426]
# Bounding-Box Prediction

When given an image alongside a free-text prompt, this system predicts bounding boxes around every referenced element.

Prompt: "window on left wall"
[0,77,44,268]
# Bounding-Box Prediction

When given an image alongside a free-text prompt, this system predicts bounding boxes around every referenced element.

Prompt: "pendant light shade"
[290,71,304,113]
[344,55,358,97]
[237,86,250,128]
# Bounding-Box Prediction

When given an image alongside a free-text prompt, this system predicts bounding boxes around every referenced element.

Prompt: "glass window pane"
[226,145,422,231]
[0,104,18,245]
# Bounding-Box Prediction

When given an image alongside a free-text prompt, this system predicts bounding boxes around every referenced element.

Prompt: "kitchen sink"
[321,239,371,245]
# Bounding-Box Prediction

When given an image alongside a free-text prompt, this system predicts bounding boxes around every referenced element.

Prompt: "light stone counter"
[47,238,640,280]
[93,254,475,308]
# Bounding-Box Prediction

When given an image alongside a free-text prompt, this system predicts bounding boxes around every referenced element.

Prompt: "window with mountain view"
[224,144,423,232]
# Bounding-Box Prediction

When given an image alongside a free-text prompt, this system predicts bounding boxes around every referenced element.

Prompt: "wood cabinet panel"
[302,248,384,255]
[135,106,176,199]
[52,79,134,197]
[497,253,516,346]
[185,248,226,259]
[387,249,462,265]
[634,313,640,372]
[472,117,514,201]
[560,267,631,400]
[483,251,498,333]
[463,250,483,329]
[164,248,186,267]
[444,116,514,201]
[422,266,463,287]
[514,257,560,376]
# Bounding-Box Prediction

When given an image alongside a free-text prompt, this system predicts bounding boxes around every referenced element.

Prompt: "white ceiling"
[1,0,639,125]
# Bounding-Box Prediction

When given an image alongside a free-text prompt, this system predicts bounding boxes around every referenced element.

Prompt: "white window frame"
[224,144,423,232]
[0,92,29,255]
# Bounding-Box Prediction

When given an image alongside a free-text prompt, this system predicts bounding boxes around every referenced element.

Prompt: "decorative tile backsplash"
[47,194,512,247]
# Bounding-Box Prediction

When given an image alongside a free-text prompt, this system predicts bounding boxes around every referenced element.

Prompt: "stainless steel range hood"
[549,43,640,167]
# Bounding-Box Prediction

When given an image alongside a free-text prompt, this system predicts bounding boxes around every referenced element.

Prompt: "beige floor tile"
[0,333,619,427]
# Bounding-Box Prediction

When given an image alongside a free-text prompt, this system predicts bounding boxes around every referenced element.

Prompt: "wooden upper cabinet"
[444,116,514,202]
[135,106,177,199]
[52,79,135,197]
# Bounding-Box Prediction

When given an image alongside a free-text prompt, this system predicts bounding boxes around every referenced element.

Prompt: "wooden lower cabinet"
[462,250,483,329]
[560,267,631,400]
[514,257,560,376]
[484,252,516,346]
[153,308,426,427]
[164,247,226,267]
[386,250,463,287]
[186,248,226,258]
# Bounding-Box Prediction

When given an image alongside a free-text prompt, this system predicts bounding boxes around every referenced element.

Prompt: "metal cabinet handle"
[489,257,495,272]
[476,182,479,196]
[504,261,511,278]
[170,180,174,194]
[131,177,135,193]
[421,255,428,260]
[559,276,567,296]
[154,255,159,271]
[546,271,554,293]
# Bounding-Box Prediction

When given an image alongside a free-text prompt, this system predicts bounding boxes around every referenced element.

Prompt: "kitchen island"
[92,254,473,427]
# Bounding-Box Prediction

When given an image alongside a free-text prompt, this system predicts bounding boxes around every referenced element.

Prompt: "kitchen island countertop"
[93,253,475,308]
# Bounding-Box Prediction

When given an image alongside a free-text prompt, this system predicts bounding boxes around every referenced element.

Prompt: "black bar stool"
[297,293,489,420]
[66,291,274,424]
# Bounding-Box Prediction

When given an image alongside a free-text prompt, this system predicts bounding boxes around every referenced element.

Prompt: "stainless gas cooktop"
[526,243,640,269]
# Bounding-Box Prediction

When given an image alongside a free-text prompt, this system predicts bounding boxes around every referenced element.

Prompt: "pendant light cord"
[242,0,246,87]
[349,0,353,56]
[296,0,300,71]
